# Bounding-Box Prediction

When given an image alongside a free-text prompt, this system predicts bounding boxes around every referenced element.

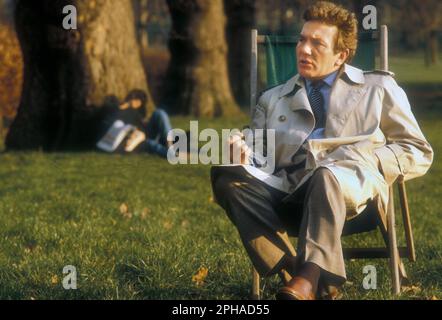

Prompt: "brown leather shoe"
[276,276,316,300]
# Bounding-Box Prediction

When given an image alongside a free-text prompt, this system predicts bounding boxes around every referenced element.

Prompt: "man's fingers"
[229,136,252,165]
[229,133,244,145]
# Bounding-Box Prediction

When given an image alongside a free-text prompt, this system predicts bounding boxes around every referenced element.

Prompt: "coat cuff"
[374,145,403,185]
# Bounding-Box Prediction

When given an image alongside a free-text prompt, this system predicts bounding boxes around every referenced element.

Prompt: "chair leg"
[398,180,416,262]
[387,186,401,295]
[251,267,261,300]
[399,260,409,284]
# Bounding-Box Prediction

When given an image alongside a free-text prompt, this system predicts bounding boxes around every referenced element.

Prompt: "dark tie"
[308,81,326,130]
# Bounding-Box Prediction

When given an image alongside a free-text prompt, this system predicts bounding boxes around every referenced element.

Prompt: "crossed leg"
[212,166,348,299]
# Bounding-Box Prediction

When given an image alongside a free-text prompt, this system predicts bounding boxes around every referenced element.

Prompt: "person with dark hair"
[116,90,147,129]
[97,89,173,158]
[120,89,148,119]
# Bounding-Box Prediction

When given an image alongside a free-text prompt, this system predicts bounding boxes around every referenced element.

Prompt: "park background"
[0,0,440,299]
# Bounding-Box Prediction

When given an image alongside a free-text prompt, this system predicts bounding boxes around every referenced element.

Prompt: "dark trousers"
[211,166,348,288]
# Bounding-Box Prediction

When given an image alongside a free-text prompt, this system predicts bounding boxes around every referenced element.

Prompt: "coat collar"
[279,64,365,98]
[342,64,365,85]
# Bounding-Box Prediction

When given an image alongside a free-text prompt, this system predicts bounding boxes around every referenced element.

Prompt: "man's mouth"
[299,59,313,66]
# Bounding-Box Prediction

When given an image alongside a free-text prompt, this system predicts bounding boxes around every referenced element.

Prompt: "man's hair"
[303,1,358,62]
[125,89,148,117]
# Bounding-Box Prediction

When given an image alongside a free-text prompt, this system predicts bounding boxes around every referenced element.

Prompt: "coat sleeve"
[374,77,434,185]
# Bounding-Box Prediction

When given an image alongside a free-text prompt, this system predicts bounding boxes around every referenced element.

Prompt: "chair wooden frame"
[249,26,416,299]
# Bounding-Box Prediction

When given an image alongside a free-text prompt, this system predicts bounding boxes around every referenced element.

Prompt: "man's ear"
[335,49,350,67]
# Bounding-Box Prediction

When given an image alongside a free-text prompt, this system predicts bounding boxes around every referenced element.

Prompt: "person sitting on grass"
[98,89,173,158]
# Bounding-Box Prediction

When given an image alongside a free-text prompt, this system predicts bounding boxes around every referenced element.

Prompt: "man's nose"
[297,41,312,56]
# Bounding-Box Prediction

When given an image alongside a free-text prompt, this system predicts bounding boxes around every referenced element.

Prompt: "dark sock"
[284,255,298,278]
[297,262,320,293]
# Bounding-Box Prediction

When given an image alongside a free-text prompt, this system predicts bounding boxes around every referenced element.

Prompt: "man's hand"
[229,133,252,165]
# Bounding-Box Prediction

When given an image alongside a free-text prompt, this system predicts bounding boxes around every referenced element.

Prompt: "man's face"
[296,21,348,80]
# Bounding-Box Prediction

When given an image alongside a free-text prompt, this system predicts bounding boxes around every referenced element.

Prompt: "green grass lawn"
[390,52,442,85]
[0,109,441,300]
[0,53,441,300]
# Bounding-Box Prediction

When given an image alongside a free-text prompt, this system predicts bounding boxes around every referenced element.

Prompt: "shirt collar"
[279,64,365,98]
[305,70,339,89]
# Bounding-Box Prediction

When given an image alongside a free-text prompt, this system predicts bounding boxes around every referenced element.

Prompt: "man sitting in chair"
[211,1,433,300]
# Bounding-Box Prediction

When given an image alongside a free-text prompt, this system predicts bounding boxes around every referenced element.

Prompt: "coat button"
[279,115,287,122]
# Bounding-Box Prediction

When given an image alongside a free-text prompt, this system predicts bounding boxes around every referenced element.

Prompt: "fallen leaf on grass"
[120,203,128,214]
[119,203,132,219]
[163,220,174,230]
[51,275,59,285]
[192,267,209,287]
[429,296,439,300]
[402,285,422,294]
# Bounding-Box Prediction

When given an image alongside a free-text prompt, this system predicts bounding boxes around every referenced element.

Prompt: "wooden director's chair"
[249,26,415,299]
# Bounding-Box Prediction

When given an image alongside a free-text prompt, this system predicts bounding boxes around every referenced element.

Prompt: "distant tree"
[278,0,296,33]
[255,0,308,34]
[162,0,240,117]
[0,23,23,140]
[399,0,441,66]
[133,0,150,53]
[6,0,151,150]
[0,0,14,25]
[224,0,256,108]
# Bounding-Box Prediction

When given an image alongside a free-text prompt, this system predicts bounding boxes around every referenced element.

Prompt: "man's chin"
[299,70,316,80]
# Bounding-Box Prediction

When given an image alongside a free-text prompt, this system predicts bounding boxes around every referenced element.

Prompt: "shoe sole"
[276,288,309,301]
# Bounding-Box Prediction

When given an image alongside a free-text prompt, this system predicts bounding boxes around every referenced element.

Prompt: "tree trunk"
[0,115,3,144]
[162,0,240,117]
[6,0,150,151]
[225,0,256,109]
[279,0,288,33]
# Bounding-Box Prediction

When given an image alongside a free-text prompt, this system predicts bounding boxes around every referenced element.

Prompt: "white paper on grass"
[97,120,136,153]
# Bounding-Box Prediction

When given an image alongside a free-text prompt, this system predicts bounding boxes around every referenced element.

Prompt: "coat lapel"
[326,65,367,137]
[279,74,312,114]
[278,65,368,138]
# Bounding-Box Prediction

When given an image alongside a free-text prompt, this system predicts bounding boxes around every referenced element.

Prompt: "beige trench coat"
[250,64,434,218]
